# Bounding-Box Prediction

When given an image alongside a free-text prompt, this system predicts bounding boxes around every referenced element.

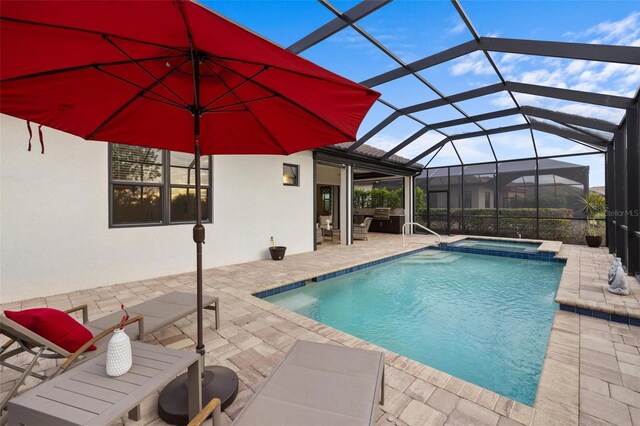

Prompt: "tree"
[577,192,607,236]
[415,186,426,218]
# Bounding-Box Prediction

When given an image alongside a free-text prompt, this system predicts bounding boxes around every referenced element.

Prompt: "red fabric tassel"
[26,120,33,151]
[38,125,44,154]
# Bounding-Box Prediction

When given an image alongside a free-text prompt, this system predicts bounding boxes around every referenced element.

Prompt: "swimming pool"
[264,250,563,406]
[449,238,541,253]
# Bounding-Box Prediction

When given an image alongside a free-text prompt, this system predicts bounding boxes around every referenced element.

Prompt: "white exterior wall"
[0,115,314,303]
[472,186,493,209]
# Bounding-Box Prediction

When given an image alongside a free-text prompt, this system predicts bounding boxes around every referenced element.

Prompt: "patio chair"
[0,307,142,420]
[319,215,333,230]
[354,217,373,241]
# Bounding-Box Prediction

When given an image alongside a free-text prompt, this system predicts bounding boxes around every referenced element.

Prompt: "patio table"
[323,228,341,242]
[7,341,201,426]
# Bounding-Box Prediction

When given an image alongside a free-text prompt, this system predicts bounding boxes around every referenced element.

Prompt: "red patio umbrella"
[0,0,379,423]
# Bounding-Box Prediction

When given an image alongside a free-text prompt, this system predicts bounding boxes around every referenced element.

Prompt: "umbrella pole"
[194,142,204,358]
[158,55,238,425]
[193,54,205,358]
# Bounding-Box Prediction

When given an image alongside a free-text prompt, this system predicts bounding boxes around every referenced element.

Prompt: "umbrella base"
[158,365,239,425]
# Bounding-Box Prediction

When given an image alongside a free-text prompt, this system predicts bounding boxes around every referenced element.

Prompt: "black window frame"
[109,143,213,228]
[283,163,299,187]
[463,190,472,209]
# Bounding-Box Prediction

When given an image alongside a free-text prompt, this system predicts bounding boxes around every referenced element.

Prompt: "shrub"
[353,187,403,209]
[416,207,590,243]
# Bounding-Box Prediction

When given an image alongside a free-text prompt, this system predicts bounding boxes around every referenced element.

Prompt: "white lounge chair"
[233,340,384,426]
[189,341,385,426]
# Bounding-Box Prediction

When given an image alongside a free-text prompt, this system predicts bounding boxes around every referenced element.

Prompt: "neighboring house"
[0,115,420,302]
[419,159,590,210]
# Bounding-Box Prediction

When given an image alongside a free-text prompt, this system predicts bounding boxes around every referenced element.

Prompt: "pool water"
[450,238,541,254]
[265,250,563,406]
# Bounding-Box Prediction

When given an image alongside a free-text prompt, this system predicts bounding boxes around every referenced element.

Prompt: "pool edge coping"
[251,245,434,298]
[554,248,640,323]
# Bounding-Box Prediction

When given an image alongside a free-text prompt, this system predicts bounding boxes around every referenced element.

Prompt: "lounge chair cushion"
[4,308,96,352]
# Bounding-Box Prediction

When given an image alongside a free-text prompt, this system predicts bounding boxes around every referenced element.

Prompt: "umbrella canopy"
[0,0,379,154]
[1,0,379,422]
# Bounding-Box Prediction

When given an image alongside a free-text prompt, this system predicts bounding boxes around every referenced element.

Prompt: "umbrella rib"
[0,55,185,84]
[0,16,187,53]
[95,66,187,110]
[202,61,288,155]
[201,66,269,110]
[87,59,191,139]
[203,53,370,92]
[208,58,355,141]
[104,35,190,107]
[204,95,277,113]
[1,17,370,95]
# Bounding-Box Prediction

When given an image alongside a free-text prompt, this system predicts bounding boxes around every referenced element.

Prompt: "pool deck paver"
[1,233,639,425]
[555,245,640,321]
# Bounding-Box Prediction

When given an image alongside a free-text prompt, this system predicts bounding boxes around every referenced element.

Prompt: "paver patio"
[1,233,638,425]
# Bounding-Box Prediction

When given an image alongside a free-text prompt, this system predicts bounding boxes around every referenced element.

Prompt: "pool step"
[410,250,450,258]
[410,251,455,259]
[399,252,462,264]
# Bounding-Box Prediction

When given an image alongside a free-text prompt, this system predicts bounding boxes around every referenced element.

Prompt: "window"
[321,186,332,213]
[283,163,299,186]
[463,191,472,208]
[110,144,212,226]
[485,192,491,209]
[169,152,210,223]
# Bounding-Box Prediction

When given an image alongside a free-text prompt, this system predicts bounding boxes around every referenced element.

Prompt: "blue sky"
[205,1,640,186]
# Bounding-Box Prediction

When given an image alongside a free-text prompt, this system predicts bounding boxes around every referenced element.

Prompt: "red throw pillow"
[4,308,96,352]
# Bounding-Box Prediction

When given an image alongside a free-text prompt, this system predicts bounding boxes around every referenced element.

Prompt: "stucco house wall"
[0,114,314,303]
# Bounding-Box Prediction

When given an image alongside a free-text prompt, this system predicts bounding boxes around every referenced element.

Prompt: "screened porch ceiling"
[215,0,640,169]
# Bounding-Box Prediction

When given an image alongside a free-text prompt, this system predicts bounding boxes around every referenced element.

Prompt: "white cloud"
[449,21,466,35]
[583,11,640,46]
[491,11,640,122]
[497,53,531,74]
[490,92,518,108]
[449,51,494,76]
[394,131,444,160]
[499,53,530,65]
[452,137,495,163]
[367,133,406,153]
[519,69,568,88]
[556,103,625,123]
[565,60,588,75]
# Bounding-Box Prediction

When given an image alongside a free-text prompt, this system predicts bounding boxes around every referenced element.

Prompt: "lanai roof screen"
[211,0,639,168]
